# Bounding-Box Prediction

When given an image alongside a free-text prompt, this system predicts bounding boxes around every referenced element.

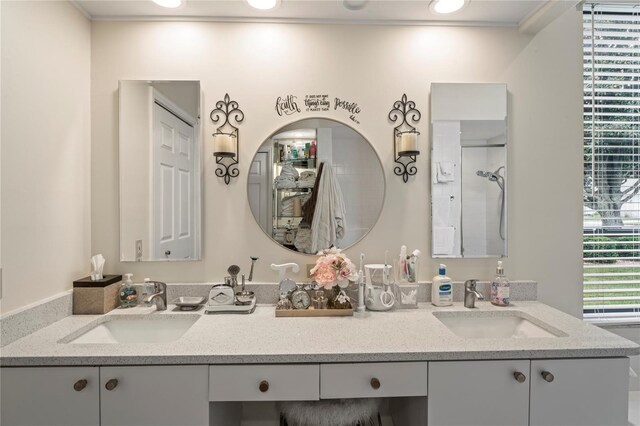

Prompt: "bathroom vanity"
[1,301,637,426]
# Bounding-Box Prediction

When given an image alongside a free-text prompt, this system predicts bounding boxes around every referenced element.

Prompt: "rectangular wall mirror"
[431,83,507,258]
[119,80,202,262]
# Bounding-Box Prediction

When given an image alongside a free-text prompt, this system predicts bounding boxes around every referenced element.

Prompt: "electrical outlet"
[135,240,143,261]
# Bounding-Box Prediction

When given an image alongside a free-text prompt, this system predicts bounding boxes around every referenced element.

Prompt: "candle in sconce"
[397,132,419,155]
[213,133,236,157]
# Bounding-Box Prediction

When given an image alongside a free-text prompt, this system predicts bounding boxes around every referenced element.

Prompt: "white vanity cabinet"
[529,358,629,426]
[0,367,100,426]
[100,365,209,426]
[427,359,530,426]
[427,358,630,426]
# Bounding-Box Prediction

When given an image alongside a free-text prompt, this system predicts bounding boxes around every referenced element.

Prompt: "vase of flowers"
[310,248,358,308]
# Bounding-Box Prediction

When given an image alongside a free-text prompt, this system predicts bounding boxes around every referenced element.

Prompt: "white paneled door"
[153,102,196,260]
[248,151,270,234]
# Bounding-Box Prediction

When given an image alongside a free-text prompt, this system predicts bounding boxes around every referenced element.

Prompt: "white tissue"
[90,254,105,281]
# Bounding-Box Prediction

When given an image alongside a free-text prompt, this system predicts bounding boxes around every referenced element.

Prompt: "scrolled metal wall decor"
[388,94,421,183]
[210,93,244,185]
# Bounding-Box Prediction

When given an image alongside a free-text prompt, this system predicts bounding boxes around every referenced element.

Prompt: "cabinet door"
[100,365,208,426]
[0,367,99,426]
[530,357,629,426]
[428,360,530,426]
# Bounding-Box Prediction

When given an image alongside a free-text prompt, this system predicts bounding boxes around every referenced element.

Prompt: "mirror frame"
[430,83,508,259]
[248,117,386,255]
[118,80,203,262]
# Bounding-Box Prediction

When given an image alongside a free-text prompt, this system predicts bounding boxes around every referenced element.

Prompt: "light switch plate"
[0,267,3,299]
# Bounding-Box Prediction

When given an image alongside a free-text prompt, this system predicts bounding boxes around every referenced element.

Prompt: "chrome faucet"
[146,281,167,311]
[464,279,484,308]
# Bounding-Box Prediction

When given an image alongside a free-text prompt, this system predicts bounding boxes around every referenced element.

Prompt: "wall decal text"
[275,95,301,116]
[304,94,330,112]
[334,97,361,124]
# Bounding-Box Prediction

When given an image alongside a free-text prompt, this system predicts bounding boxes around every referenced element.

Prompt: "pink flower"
[311,249,359,288]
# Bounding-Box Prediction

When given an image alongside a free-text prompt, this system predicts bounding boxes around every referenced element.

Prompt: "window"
[583,3,640,324]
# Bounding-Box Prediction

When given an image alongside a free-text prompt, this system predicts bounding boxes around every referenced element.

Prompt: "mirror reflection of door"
[152,96,196,260]
[248,149,272,233]
[119,80,202,262]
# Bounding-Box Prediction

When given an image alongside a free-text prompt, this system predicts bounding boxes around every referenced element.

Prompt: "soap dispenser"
[119,273,138,308]
[490,261,510,306]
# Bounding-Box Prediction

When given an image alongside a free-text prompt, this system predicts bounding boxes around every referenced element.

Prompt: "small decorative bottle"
[490,261,510,306]
[119,273,138,308]
[310,141,317,159]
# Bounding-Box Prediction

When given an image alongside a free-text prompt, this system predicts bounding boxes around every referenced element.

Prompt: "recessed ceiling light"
[152,0,183,8]
[430,0,468,14]
[246,0,281,10]
[341,0,369,11]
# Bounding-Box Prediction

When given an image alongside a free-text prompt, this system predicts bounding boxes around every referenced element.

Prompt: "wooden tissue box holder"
[73,275,122,315]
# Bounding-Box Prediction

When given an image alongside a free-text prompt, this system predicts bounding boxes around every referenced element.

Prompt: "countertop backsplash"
[0,281,536,347]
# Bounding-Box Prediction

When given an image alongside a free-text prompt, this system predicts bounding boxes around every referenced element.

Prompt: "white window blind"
[583,3,640,324]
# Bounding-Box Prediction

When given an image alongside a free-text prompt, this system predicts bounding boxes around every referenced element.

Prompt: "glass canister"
[394,283,419,309]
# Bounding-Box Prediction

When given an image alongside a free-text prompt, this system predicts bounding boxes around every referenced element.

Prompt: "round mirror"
[248,118,385,254]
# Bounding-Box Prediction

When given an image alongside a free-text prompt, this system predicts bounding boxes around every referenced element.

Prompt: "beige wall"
[91,8,584,316]
[504,9,584,317]
[0,1,91,314]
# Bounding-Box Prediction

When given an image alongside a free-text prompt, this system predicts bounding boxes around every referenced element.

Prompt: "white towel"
[311,164,346,253]
[436,161,455,183]
[433,226,456,255]
[275,178,296,189]
[279,163,299,179]
[432,196,452,227]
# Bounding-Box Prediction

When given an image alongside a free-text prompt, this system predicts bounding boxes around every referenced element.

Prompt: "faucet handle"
[465,279,478,290]
[153,281,167,293]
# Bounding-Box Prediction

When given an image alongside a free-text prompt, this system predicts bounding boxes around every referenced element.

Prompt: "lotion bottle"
[431,264,453,306]
[491,261,510,306]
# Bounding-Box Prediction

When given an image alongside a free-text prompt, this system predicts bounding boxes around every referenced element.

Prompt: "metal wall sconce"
[210,93,244,185]
[388,94,421,183]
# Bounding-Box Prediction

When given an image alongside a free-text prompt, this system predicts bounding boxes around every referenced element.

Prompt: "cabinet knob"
[513,372,526,383]
[259,380,269,393]
[370,378,381,390]
[73,379,88,392]
[105,379,118,391]
[541,371,555,383]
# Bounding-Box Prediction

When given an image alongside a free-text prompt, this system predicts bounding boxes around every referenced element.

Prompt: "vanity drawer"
[209,364,319,401]
[320,362,428,399]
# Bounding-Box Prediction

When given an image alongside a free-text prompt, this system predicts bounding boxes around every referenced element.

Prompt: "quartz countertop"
[1,302,638,366]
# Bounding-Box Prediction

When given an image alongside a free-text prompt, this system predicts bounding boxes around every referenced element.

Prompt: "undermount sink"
[433,310,565,339]
[63,315,200,344]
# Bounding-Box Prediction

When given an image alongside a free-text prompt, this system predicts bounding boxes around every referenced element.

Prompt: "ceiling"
[73,0,555,28]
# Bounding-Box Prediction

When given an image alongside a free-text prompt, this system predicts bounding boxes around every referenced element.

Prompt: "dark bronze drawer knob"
[513,372,526,383]
[105,378,118,391]
[370,377,381,390]
[541,371,555,383]
[73,379,87,392]
[259,380,269,393]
